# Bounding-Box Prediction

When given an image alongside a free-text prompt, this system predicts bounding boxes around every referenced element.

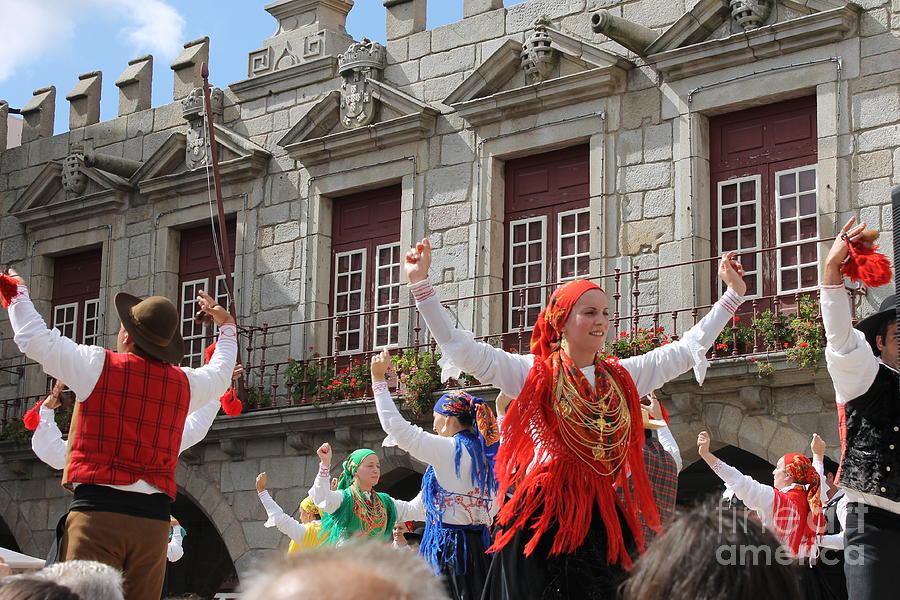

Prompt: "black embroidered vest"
[838,365,900,502]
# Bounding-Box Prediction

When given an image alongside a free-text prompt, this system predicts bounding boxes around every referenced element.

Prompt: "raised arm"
[698,431,774,515]
[167,520,184,562]
[256,472,309,545]
[181,291,237,414]
[31,404,67,470]
[621,252,746,396]
[646,392,682,471]
[405,238,533,396]
[308,443,345,514]
[393,491,426,522]
[371,350,456,466]
[5,271,105,401]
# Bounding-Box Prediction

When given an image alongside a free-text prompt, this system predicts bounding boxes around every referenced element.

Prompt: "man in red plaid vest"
[3,268,236,600]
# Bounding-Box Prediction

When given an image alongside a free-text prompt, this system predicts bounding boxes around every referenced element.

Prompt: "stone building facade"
[0,0,896,592]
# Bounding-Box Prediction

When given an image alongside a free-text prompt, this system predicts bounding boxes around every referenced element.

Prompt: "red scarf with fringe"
[490,279,659,567]
[773,453,824,556]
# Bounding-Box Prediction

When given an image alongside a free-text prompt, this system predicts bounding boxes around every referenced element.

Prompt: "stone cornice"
[451,66,627,127]
[648,4,860,81]
[229,55,341,101]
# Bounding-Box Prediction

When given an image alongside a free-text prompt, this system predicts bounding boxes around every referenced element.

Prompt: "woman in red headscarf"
[698,432,829,596]
[405,238,747,599]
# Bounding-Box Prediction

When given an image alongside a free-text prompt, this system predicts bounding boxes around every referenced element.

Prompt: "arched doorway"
[164,491,237,597]
[677,445,775,507]
[380,467,423,501]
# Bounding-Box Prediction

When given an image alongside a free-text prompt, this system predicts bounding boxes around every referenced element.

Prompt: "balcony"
[0,235,868,440]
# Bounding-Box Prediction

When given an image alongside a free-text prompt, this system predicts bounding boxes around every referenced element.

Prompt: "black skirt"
[483,504,636,600]
[440,526,493,600]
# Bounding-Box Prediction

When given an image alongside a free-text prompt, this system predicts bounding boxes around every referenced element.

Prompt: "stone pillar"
[464,0,502,18]
[66,71,102,129]
[0,100,8,152]
[384,0,426,41]
[171,37,209,101]
[20,86,56,143]
[115,55,153,116]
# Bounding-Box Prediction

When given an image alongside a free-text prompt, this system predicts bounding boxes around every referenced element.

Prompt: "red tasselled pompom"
[203,342,217,365]
[0,274,21,308]
[23,399,44,431]
[220,388,243,416]
[842,242,893,288]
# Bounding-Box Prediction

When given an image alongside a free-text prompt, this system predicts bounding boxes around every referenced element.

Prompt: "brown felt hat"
[115,292,184,364]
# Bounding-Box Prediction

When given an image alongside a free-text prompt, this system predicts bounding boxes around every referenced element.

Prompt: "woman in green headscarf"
[310,442,424,544]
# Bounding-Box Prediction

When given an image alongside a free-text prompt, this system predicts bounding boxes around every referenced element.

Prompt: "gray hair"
[243,542,449,600]
[30,560,124,600]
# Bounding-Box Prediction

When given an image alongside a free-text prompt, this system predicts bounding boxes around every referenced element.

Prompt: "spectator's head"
[391,521,412,546]
[621,502,801,600]
[822,455,840,497]
[243,542,448,600]
[0,578,81,600]
[28,561,123,600]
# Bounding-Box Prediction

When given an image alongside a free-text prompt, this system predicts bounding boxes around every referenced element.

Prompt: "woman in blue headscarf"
[371,349,499,600]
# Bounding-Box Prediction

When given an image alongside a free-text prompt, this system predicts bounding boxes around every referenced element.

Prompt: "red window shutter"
[52,248,102,345]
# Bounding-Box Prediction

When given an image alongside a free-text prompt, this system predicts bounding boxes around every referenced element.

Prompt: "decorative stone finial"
[729,0,772,31]
[522,16,558,83]
[338,39,386,129]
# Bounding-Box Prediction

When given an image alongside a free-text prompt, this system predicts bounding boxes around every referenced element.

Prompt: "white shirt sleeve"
[309,470,344,514]
[620,289,744,396]
[180,323,238,413]
[394,491,426,522]
[31,404,67,470]
[178,398,221,453]
[820,494,849,550]
[258,490,308,545]
[374,381,458,469]
[167,528,184,562]
[409,279,534,397]
[7,289,105,401]
[656,426,682,472]
[820,285,880,403]
[711,458,775,522]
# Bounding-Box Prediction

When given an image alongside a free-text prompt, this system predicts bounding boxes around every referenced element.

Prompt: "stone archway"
[0,481,39,557]
[175,463,251,579]
[379,447,426,501]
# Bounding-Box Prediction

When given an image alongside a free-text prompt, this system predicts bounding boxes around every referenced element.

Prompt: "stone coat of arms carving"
[522,16,558,83]
[729,0,772,31]
[338,38,386,129]
[181,86,224,170]
[62,151,87,196]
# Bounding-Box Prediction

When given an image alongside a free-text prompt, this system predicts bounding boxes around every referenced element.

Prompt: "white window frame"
[507,215,547,332]
[53,302,78,341]
[180,277,210,368]
[373,241,401,350]
[557,208,591,283]
[717,174,762,299]
[82,298,101,346]
[333,248,367,355]
[774,165,819,295]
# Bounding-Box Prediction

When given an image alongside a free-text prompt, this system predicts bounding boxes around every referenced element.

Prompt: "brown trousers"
[60,510,169,600]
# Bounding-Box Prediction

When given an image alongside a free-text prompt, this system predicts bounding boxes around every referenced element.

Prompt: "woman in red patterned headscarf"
[405,238,747,599]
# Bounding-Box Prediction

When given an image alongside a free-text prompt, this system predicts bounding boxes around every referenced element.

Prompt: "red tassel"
[842,242,893,288]
[23,399,44,431]
[0,274,21,308]
[203,342,217,365]
[220,388,243,416]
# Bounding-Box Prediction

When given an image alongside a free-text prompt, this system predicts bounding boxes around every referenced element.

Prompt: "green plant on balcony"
[285,353,334,401]
[324,358,371,401]
[392,348,442,414]
[605,327,671,358]
[712,316,755,355]
[245,386,273,410]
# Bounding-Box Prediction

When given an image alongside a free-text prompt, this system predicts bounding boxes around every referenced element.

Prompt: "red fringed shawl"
[490,279,659,568]
[773,453,825,557]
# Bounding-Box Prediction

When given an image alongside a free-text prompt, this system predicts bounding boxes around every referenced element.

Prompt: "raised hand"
[196,290,235,326]
[645,391,663,421]
[317,442,333,467]
[811,433,826,459]
[255,472,268,493]
[4,267,25,286]
[232,364,244,381]
[697,431,712,456]
[717,251,747,296]
[44,380,67,410]
[370,348,392,382]
[404,238,432,284]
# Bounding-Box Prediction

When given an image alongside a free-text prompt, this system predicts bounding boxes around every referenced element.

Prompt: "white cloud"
[0,0,185,84]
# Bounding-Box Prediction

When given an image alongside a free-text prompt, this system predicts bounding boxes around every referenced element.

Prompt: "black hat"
[855,294,896,356]
[403,526,424,544]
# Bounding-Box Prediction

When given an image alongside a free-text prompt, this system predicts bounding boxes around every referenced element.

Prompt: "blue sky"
[0,0,528,134]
